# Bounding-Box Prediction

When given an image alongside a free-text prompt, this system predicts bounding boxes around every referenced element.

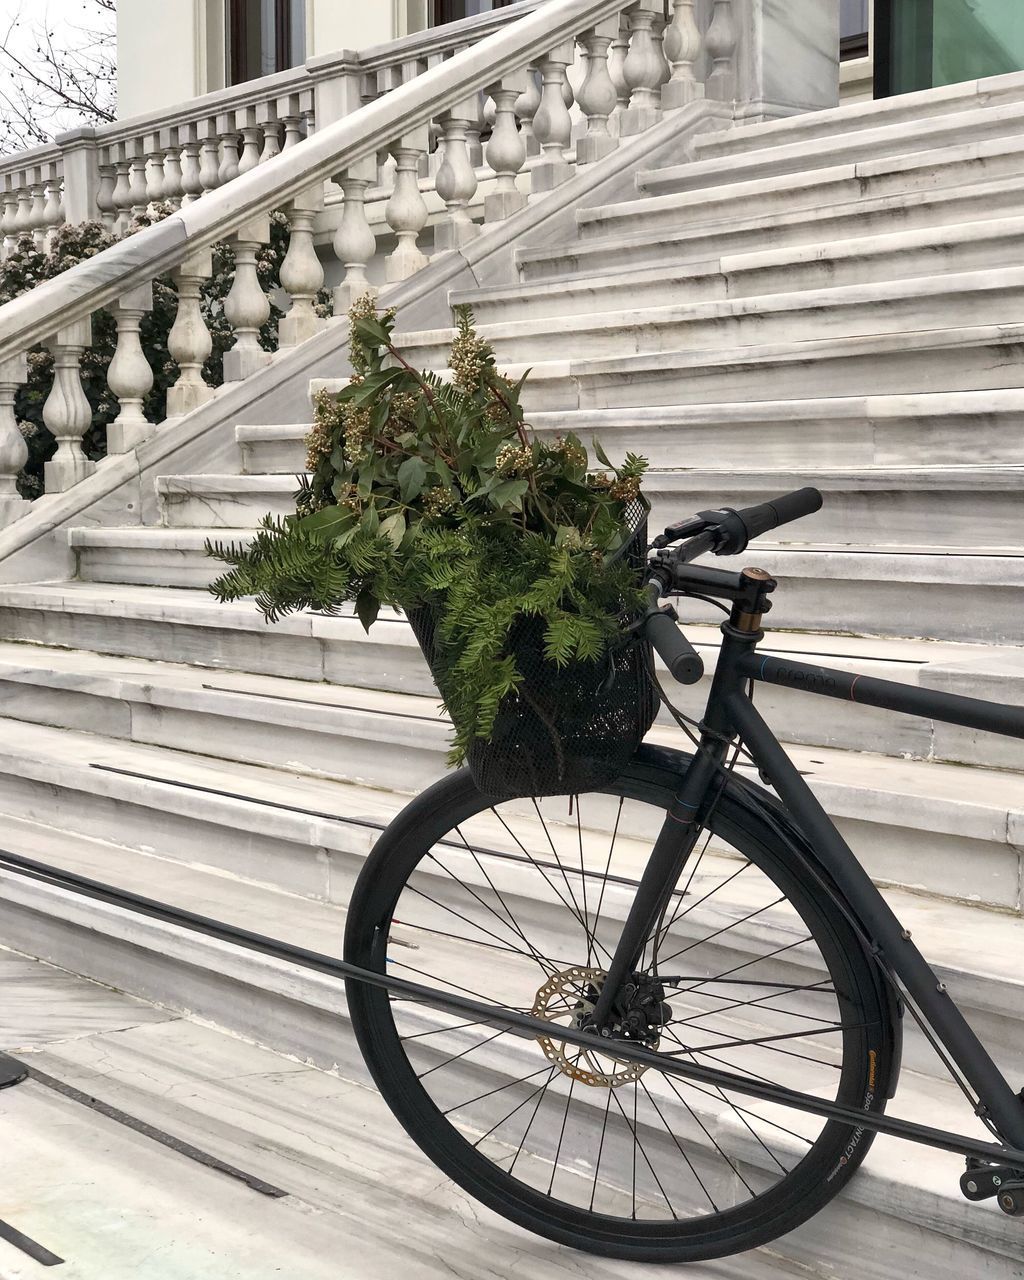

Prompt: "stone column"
[223,216,273,381]
[43,318,95,493]
[0,355,29,528]
[731,0,839,123]
[167,250,215,420]
[56,126,101,224]
[107,282,155,453]
[279,188,327,348]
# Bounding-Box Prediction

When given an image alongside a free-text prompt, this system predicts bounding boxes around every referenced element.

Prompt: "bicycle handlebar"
[732,487,823,545]
[643,582,704,685]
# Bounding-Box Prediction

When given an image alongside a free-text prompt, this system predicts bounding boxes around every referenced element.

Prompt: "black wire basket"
[408,502,657,800]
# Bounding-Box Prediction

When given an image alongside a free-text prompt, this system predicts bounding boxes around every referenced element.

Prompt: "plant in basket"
[208,299,658,797]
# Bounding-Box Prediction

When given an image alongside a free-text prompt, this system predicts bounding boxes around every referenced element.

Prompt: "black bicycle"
[344,488,1024,1263]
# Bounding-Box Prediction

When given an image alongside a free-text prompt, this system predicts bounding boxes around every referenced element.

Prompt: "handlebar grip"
[735,487,823,542]
[645,609,704,685]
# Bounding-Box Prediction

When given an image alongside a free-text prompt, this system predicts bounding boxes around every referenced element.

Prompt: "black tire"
[345,747,897,1263]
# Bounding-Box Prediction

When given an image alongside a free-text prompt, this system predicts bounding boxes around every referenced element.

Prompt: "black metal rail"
[3,844,1023,1169]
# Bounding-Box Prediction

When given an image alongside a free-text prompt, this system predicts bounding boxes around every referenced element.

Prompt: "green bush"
[0,210,326,498]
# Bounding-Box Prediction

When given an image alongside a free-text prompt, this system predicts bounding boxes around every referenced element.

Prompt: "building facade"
[116,0,873,118]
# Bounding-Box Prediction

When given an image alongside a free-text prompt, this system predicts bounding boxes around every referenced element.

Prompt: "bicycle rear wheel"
[344,747,897,1263]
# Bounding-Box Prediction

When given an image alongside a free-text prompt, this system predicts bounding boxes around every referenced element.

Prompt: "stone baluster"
[279,188,326,348]
[96,163,117,229]
[42,163,63,250]
[217,115,241,185]
[166,250,215,420]
[608,17,631,125]
[0,355,29,527]
[56,127,101,225]
[662,0,705,109]
[126,140,150,221]
[257,101,282,162]
[484,72,528,221]
[107,283,155,453]
[279,92,305,150]
[197,119,223,193]
[161,129,184,208]
[178,125,203,204]
[28,169,48,249]
[223,216,272,381]
[43,318,95,492]
[0,182,18,258]
[110,145,133,233]
[143,133,167,211]
[576,19,620,165]
[236,107,262,175]
[705,0,738,102]
[331,158,379,314]
[531,43,574,193]
[299,87,315,138]
[384,128,430,282]
[653,11,672,90]
[434,101,480,251]
[13,176,34,245]
[621,0,665,136]
[514,65,542,157]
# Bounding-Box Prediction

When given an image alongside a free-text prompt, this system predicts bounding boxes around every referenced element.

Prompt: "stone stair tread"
[397,264,1024,348]
[526,172,1024,277]
[460,214,1024,313]
[599,132,1024,227]
[690,68,1024,157]
[0,647,1022,842]
[633,98,1024,194]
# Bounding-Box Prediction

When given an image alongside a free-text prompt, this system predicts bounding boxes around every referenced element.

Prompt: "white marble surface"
[0,953,814,1280]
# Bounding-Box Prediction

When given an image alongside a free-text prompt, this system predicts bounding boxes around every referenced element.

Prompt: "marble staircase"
[1,65,1024,1279]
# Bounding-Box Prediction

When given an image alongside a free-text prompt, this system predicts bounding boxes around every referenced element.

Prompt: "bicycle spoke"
[417,1025,510,1080]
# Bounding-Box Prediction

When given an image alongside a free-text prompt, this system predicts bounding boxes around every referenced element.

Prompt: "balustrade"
[0,0,764,520]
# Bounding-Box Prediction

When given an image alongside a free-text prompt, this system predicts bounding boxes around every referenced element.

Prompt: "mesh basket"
[407,503,657,800]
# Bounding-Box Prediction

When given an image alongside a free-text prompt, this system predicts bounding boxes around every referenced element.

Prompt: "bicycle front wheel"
[344,748,896,1263]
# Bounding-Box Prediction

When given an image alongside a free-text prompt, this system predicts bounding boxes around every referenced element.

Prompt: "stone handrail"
[0,1,550,244]
[0,0,766,523]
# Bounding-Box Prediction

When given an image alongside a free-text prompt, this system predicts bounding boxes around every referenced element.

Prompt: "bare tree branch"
[0,0,117,156]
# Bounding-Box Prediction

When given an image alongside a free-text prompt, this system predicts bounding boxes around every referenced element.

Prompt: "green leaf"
[592,437,613,469]
[489,478,529,510]
[355,591,380,632]
[361,503,380,535]
[380,511,406,548]
[398,455,428,503]
[353,316,391,348]
[299,505,351,539]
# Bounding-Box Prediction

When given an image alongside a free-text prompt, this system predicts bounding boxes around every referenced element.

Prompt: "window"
[841,0,870,60]
[430,1,518,25]
[228,0,306,85]
[876,0,1024,96]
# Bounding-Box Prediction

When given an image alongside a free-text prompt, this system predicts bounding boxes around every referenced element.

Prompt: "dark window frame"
[430,0,518,25]
[228,0,300,86]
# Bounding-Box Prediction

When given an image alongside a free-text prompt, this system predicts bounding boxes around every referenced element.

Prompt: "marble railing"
[0,0,741,524]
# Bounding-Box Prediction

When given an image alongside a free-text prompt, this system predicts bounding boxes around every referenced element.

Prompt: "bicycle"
[343,487,1024,1264]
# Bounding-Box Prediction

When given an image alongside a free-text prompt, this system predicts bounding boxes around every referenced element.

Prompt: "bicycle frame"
[591,561,1024,1156]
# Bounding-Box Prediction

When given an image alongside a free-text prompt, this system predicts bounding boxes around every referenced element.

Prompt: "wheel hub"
[531,965,672,1088]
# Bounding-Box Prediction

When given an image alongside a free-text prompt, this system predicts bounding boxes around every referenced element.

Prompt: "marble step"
[578,136,1024,245]
[0,619,1022,775]
[237,423,311,475]
[0,644,1022,912]
[155,466,1024,553]
[463,216,1024,319]
[2,830,1024,1280]
[522,173,1024,282]
[691,69,1024,159]
[634,99,1024,197]
[64,524,1024,644]
[395,267,1024,368]
[237,393,1024,474]
[469,321,1024,415]
[1,958,830,1280]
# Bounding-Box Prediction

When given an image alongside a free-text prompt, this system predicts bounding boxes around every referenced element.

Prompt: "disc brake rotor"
[532,965,656,1088]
